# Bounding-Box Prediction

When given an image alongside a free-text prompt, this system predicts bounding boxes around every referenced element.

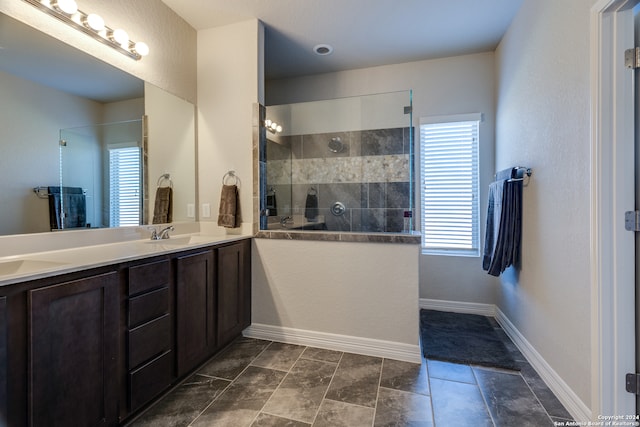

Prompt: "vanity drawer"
[128,287,169,328]
[129,350,173,411]
[128,314,171,369]
[128,259,170,296]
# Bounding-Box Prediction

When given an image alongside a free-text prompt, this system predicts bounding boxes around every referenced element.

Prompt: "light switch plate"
[202,203,211,218]
[187,203,195,218]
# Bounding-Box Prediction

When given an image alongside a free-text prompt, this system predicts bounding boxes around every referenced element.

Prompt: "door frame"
[591,0,637,417]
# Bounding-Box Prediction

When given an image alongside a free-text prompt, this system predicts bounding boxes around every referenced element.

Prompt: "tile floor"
[129,322,574,427]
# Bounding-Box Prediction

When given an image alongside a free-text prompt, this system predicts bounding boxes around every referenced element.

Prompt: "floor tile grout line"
[470,366,498,427]
[371,358,385,427]
[518,369,563,424]
[250,343,310,425]
[188,339,275,427]
[308,350,345,427]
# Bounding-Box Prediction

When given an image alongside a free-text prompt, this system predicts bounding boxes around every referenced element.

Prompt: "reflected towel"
[305,193,318,221]
[266,193,278,216]
[152,186,173,224]
[218,184,240,228]
[48,186,86,230]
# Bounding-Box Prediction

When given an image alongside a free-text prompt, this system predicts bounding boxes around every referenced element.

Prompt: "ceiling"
[161,0,524,80]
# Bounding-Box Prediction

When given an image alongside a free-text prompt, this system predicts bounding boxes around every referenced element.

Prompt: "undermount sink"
[0,259,68,276]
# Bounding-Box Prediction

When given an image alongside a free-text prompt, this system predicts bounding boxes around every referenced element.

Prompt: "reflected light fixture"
[264,119,283,134]
[22,0,149,60]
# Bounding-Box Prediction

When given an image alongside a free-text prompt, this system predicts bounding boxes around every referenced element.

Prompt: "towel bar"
[33,186,88,198]
[508,167,532,182]
[494,167,532,183]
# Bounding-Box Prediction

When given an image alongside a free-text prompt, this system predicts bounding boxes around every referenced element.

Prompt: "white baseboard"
[243,323,422,364]
[493,308,592,422]
[419,298,496,316]
[420,298,590,421]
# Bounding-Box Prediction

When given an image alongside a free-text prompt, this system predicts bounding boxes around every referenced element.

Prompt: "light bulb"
[83,13,105,31]
[270,122,278,130]
[52,0,77,15]
[133,42,149,57]
[276,125,283,133]
[264,119,272,127]
[111,29,129,47]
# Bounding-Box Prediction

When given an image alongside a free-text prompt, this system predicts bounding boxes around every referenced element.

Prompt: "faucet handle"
[147,226,159,240]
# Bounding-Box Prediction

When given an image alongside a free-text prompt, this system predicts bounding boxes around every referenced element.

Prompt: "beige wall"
[197,20,262,230]
[252,239,420,353]
[495,0,592,407]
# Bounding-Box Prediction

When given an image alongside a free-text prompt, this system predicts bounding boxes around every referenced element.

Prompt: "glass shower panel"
[262,90,413,233]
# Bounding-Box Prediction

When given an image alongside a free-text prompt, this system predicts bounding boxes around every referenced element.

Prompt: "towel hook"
[222,170,240,186]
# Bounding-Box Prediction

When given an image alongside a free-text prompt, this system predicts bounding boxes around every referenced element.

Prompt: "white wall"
[495,0,592,408]
[1,0,197,103]
[197,20,263,231]
[0,70,103,235]
[267,53,499,305]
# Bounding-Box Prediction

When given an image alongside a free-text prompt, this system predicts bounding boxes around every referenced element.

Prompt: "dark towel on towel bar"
[48,186,86,230]
[305,192,318,221]
[266,192,278,216]
[482,168,522,276]
[152,186,173,224]
[218,184,240,228]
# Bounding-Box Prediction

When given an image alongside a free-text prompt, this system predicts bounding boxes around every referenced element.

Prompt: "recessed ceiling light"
[313,44,333,56]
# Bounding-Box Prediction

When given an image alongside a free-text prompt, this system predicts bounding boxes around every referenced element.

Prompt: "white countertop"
[0,232,252,287]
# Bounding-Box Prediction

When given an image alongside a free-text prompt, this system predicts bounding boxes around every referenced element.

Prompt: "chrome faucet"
[150,225,174,240]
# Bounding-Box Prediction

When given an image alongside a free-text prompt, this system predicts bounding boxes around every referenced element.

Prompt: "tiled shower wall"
[267,127,414,232]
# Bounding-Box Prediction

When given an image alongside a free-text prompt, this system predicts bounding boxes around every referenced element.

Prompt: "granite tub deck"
[129,335,574,427]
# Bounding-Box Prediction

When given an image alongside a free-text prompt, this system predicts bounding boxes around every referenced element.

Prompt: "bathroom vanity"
[0,235,251,426]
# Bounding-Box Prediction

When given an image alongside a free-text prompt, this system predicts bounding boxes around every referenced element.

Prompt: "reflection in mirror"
[57,119,144,230]
[0,12,196,236]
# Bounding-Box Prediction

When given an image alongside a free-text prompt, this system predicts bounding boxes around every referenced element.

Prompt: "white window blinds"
[109,146,141,227]
[420,114,480,256]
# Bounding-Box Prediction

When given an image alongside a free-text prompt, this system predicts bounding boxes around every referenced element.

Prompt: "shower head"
[328,137,344,153]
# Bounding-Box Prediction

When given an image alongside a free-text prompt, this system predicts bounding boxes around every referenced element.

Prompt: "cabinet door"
[0,296,6,424]
[217,240,250,347]
[176,250,215,377]
[29,272,118,427]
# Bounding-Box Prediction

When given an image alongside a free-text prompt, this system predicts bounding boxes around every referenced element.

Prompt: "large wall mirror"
[0,12,196,236]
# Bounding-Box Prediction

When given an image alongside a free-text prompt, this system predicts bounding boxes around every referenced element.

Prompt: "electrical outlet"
[202,203,211,218]
[187,203,195,218]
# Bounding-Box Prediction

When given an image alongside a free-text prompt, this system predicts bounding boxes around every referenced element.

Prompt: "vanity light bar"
[22,0,149,60]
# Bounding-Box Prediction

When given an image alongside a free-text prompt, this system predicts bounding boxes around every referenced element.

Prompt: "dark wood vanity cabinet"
[126,259,174,413]
[28,272,120,427]
[217,240,251,348]
[176,250,216,377]
[0,296,7,425]
[175,240,252,377]
[0,237,251,427]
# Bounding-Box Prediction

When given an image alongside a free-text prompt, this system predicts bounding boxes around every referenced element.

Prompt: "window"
[109,145,141,227]
[420,114,480,256]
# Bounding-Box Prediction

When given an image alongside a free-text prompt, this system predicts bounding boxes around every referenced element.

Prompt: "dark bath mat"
[420,309,520,370]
